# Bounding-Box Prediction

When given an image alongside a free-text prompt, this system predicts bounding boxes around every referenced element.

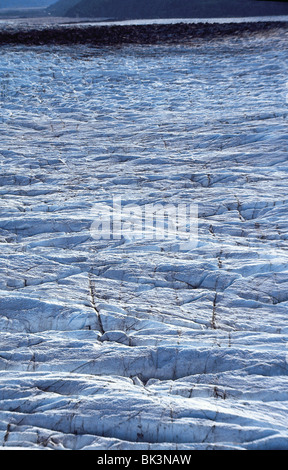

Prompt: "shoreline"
[0,19,287,45]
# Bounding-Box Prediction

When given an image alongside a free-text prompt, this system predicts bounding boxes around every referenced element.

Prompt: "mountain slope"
[47,0,81,16]
[49,0,288,19]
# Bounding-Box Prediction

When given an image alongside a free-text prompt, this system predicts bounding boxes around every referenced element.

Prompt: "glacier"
[0,24,288,450]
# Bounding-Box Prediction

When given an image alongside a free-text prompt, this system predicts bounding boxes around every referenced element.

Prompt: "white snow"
[88,16,288,27]
[0,27,288,450]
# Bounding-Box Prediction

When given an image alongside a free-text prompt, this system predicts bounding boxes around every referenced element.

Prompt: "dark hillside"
[48,0,288,19]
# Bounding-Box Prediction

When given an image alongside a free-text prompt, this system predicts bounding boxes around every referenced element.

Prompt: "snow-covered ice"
[0,26,288,450]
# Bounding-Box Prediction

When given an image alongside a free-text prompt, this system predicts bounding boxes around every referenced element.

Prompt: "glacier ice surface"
[0,27,288,450]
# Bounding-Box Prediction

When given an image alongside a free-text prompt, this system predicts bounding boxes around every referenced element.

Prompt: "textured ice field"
[0,27,288,450]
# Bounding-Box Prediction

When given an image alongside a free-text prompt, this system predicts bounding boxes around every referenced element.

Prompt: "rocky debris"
[0,20,287,45]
